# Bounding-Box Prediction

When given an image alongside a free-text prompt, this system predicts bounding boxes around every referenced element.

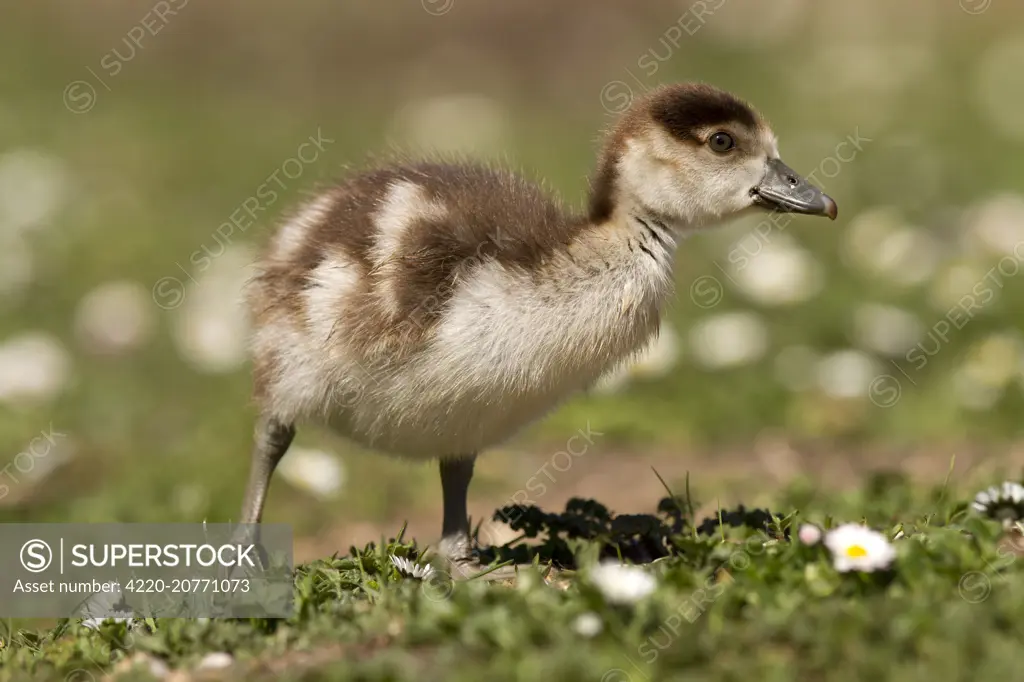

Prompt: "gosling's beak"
[751,158,838,220]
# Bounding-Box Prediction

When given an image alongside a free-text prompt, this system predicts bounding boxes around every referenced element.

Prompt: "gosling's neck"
[568,153,686,279]
[588,137,698,235]
[534,191,679,324]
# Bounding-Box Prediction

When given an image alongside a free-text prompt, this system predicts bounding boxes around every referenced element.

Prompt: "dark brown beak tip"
[823,195,838,221]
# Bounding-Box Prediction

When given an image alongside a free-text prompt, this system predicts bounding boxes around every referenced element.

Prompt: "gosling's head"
[591,82,837,230]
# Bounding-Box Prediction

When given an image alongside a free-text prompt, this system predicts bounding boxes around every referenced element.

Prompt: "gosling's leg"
[438,455,477,565]
[239,415,296,525]
[437,455,517,581]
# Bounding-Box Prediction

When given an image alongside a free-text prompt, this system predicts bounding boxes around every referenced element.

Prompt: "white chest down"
[323,243,672,458]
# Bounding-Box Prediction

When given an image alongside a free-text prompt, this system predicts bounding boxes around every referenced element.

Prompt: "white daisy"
[74,280,154,356]
[120,653,170,680]
[171,245,253,374]
[824,524,896,573]
[929,262,991,312]
[78,584,136,629]
[815,349,883,400]
[959,334,1024,395]
[971,482,1024,526]
[689,312,768,370]
[0,332,72,405]
[964,193,1024,257]
[276,447,346,499]
[797,523,822,546]
[842,209,939,287]
[589,561,656,605]
[573,611,603,638]
[82,609,134,631]
[852,304,922,357]
[197,652,234,671]
[726,236,823,307]
[390,554,436,581]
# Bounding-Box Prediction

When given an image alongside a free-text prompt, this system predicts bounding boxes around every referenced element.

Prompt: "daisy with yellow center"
[823,523,896,573]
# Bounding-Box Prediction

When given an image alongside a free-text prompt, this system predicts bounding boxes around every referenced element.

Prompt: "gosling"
[240,82,837,572]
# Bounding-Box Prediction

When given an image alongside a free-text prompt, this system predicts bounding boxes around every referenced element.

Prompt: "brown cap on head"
[646,83,761,143]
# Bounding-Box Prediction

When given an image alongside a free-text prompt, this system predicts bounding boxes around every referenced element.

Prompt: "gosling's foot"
[436,535,517,582]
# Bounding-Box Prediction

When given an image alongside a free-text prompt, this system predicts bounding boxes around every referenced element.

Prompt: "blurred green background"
[2,0,1024,557]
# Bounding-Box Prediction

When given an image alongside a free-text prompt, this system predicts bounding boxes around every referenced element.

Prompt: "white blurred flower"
[975,36,1024,142]
[0,332,72,404]
[962,333,1022,389]
[816,349,881,399]
[843,208,940,286]
[852,304,922,356]
[391,94,508,155]
[79,585,134,628]
[119,654,169,680]
[82,611,134,631]
[593,323,680,393]
[963,194,1024,257]
[824,524,895,573]
[276,446,345,499]
[0,149,70,236]
[875,229,942,286]
[727,236,823,306]
[172,245,253,373]
[74,281,154,356]
[797,523,822,546]
[172,483,209,517]
[390,554,436,581]
[971,482,1024,526]
[953,372,1003,412]
[844,207,899,264]
[197,653,234,671]
[774,345,819,392]
[929,262,992,312]
[573,611,603,638]
[952,333,1024,411]
[689,312,768,370]
[589,561,656,605]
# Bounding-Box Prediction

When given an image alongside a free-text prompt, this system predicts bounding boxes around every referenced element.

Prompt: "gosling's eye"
[708,132,735,153]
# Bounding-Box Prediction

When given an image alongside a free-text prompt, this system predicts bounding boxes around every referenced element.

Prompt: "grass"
[2,473,1023,682]
[4,4,1024,680]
